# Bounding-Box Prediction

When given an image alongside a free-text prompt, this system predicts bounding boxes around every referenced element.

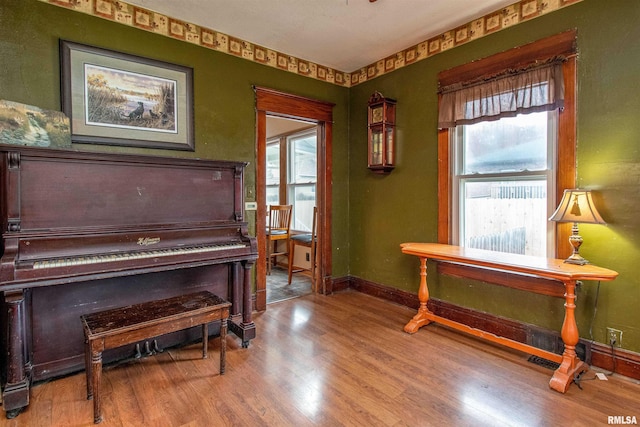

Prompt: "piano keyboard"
[32,242,248,269]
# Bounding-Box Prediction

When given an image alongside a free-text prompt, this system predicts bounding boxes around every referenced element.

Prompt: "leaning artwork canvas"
[0,100,71,148]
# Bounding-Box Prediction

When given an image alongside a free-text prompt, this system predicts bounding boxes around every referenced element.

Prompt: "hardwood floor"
[266,266,312,304]
[4,290,640,426]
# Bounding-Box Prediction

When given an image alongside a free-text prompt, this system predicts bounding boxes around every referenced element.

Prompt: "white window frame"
[286,129,317,232]
[451,111,558,257]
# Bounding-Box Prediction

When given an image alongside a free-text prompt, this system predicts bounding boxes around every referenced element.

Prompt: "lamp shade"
[549,189,606,224]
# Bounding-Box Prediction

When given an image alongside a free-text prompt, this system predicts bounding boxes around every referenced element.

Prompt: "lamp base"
[564,253,590,265]
[564,223,589,265]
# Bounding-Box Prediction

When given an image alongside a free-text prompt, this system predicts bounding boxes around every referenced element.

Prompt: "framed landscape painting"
[60,40,194,150]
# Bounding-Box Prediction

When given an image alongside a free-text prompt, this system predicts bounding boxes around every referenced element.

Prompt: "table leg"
[91,344,103,424]
[404,257,434,333]
[202,323,208,359]
[549,279,588,393]
[220,316,228,374]
[85,337,93,400]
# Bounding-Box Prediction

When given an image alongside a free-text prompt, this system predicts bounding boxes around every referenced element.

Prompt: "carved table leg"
[549,279,588,393]
[404,257,434,334]
[220,316,228,374]
[90,340,104,424]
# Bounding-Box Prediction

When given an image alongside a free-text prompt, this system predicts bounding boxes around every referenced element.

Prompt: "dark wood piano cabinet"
[0,147,258,418]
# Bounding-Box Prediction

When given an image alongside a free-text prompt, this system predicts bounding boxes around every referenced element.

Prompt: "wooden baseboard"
[345,275,640,381]
[591,343,640,380]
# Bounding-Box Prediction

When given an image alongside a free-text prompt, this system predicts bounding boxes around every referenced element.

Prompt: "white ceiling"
[125,0,516,72]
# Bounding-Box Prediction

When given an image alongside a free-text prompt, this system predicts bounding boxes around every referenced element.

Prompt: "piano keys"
[0,147,258,418]
[32,242,248,269]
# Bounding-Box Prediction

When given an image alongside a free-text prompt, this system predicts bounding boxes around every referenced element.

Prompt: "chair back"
[286,205,318,288]
[267,205,292,235]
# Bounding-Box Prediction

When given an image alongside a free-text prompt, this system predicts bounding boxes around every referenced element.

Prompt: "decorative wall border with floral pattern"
[40,0,582,87]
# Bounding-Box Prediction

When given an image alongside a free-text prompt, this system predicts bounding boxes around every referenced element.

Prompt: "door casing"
[254,86,334,311]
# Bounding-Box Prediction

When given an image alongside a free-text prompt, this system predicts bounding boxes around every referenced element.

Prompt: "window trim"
[438,31,577,269]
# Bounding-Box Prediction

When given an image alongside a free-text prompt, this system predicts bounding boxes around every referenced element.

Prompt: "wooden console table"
[81,291,231,424]
[400,243,618,393]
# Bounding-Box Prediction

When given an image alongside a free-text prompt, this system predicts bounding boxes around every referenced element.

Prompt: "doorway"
[254,87,334,311]
[265,120,317,303]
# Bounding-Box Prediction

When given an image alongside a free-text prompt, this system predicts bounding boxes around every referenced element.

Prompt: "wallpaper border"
[39,0,582,87]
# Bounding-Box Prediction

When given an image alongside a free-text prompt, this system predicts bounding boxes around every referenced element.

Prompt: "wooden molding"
[591,343,640,380]
[254,87,334,309]
[437,127,450,244]
[438,29,577,87]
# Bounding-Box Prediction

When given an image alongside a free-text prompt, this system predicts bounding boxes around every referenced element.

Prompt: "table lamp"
[549,189,606,265]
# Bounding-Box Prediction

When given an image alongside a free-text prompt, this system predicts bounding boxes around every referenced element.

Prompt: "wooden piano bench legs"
[81,291,231,424]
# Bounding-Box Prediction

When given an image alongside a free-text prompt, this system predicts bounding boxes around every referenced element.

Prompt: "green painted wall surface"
[0,0,351,277]
[2,0,639,354]
[349,0,640,352]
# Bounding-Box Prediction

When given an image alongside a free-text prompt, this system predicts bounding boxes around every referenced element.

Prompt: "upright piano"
[0,147,257,417]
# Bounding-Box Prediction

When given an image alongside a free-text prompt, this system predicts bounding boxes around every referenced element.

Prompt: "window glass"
[290,186,316,232]
[288,131,317,231]
[266,141,280,186]
[453,111,555,257]
[461,113,548,174]
[266,187,279,206]
[265,140,280,208]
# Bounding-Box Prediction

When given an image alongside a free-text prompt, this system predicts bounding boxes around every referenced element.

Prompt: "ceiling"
[125,0,516,72]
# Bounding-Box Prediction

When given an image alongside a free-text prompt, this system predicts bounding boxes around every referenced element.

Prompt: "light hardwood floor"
[4,290,640,426]
[266,266,312,304]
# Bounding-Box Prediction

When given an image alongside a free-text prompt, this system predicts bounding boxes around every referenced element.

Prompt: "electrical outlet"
[607,327,623,347]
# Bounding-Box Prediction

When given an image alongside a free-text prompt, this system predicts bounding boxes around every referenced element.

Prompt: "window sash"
[451,111,557,257]
[287,129,317,232]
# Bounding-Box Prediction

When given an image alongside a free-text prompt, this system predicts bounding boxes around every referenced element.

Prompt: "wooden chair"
[287,206,317,290]
[266,204,292,275]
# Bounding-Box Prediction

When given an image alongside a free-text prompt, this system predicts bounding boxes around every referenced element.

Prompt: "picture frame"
[60,40,194,150]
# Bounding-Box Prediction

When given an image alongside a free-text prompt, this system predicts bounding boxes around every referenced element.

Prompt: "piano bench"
[80,291,231,424]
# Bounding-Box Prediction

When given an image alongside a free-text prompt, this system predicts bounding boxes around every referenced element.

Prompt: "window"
[452,111,556,256]
[437,31,577,261]
[287,130,317,232]
[265,127,317,232]
[266,141,280,206]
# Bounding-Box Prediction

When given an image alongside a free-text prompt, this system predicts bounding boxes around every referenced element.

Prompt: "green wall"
[349,0,640,352]
[0,0,351,276]
[2,0,639,353]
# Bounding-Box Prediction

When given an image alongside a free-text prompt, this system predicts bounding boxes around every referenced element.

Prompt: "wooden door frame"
[254,86,334,311]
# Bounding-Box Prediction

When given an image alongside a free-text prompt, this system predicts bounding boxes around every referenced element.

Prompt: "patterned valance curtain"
[438,60,565,129]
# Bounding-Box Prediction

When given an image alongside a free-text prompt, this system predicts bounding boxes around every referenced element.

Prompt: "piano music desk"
[80,291,231,424]
[400,243,618,393]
